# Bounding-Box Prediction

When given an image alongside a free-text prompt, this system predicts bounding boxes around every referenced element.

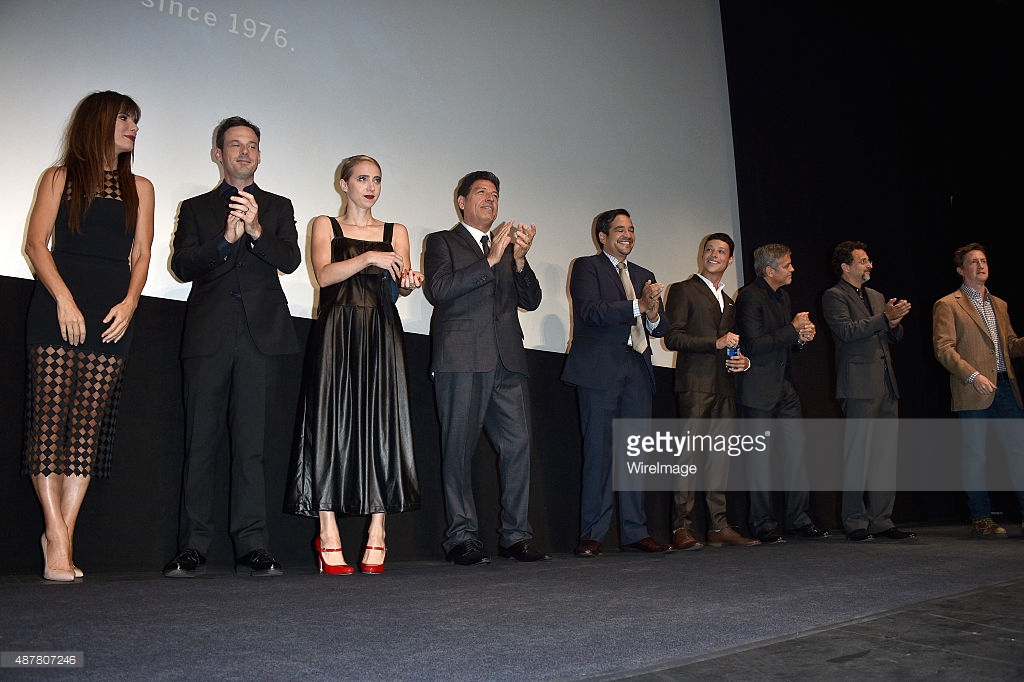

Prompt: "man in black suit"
[424,170,548,565]
[562,209,673,557]
[734,243,829,544]
[163,117,300,577]
[664,233,760,550]
[822,241,915,542]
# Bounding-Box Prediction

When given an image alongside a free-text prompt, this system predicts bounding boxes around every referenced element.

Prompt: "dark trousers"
[841,395,898,533]
[740,382,811,535]
[672,392,735,533]
[434,363,533,553]
[577,351,652,546]
[180,305,270,557]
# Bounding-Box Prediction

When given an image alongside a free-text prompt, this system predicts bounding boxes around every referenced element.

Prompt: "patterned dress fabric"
[23,171,134,477]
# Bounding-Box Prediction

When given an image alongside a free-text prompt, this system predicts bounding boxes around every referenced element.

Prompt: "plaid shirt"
[961,284,1006,373]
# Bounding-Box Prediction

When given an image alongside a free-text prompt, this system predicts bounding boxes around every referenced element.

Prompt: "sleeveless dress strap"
[380,222,400,316]
[328,216,344,238]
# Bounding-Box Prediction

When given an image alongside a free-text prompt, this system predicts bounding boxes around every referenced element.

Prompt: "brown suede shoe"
[671,528,704,551]
[707,527,760,547]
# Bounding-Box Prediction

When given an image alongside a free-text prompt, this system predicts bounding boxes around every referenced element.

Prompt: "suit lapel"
[598,254,628,300]
[692,275,725,323]
[954,291,994,344]
[453,223,486,259]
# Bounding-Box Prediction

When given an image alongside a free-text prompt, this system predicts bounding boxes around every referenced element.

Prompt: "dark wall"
[721,1,1023,417]
[719,1,1024,522]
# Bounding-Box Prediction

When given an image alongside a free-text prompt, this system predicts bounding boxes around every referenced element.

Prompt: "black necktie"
[480,234,489,255]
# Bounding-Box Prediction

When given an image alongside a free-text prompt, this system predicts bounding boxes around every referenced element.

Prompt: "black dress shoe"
[874,527,916,540]
[499,540,552,562]
[240,549,283,577]
[793,524,831,540]
[756,530,786,544]
[621,537,673,553]
[574,539,602,557]
[163,549,206,578]
[447,539,490,566]
[846,529,874,542]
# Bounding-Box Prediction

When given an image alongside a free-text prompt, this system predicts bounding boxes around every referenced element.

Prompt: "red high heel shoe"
[315,537,354,575]
[360,546,387,574]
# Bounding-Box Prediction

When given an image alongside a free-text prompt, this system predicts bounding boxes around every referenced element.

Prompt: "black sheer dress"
[23,170,134,478]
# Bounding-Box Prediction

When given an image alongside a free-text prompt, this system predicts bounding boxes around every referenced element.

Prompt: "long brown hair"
[59,91,141,234]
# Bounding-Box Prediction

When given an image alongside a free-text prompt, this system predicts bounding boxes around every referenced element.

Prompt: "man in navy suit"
[424,170,548,565]
[734,243,829,544]
[562,209,673,556]
[164,117,300,577]
[822,241,914,542]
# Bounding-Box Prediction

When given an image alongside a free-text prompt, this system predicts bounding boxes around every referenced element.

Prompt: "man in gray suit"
[424,170,548,565]
[822,241,915,542]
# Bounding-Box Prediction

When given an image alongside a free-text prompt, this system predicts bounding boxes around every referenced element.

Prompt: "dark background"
[3,1,1022,572]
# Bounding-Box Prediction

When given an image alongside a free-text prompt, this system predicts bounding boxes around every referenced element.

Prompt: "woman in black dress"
[23,91,154,581]
[287,155,422,574]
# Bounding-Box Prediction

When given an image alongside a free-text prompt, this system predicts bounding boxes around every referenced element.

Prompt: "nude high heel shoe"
[41,534,75,582]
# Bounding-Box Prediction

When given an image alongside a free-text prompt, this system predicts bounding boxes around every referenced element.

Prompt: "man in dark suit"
[163,117,300,577]
[822,241,915,542]
[562,209,673,557]
[424,170,548,565]
[933,242,1024,538]
[665,233,759,550]
[735,243,829,543]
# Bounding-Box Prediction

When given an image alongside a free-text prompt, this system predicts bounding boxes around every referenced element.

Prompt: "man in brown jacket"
[933,242,1024,538]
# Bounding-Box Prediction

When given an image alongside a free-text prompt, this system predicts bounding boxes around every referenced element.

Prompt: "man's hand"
[792,312,815,342]
[972,373,996,396]
[511,221,536,266]
[717,332,740,350]
[726,350,750,373]
[884,298,911,327]
[485,221,514,267]
[229,190,262,241]
[639,280,665,318]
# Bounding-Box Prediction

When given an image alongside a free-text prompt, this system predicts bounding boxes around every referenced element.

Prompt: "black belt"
[997,371,1009,381]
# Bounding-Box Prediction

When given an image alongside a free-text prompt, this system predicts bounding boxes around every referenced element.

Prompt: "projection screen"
[0,0,740,368]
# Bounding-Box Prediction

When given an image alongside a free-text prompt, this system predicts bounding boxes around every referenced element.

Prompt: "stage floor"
[2,524,1022,680]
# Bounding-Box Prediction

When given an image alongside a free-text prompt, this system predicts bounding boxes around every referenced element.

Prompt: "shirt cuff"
[216,236,232,261]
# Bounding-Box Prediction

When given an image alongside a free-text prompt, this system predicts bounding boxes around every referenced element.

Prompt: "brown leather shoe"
[621,537,673,553]
[707,527,760,547]
[574,538,602,557]
[671,528,704,551]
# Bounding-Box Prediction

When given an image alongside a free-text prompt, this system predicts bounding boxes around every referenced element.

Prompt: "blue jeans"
[958,378,1024,520]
